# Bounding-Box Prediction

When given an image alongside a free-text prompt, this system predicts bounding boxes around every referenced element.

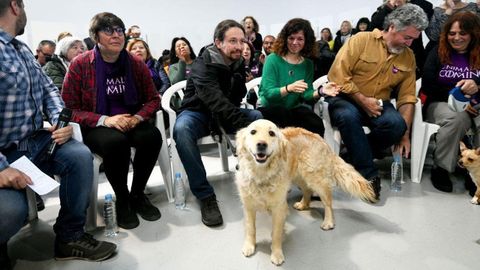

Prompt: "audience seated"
[242,40,261,81]
[126,38,171,94]
[320,27,334,50]
[353,17,372,33]
[421,11,480,195]
[258,35,276,74]
[61,12,162,230]
[43,36,86,91]
[371,0,433,78]
[57,31,72,42]
[173,19,262,227]
[262,35,275,56]
[258,18,339,137]
[313,38,336,78]
[326,4,428,200]
[242,16,263,58]
[333,20,353,53]
[168,37,196,85]
[0,1,116,267]
[425,0,477,52]
[34,39,55,66]
[159,49,171,74]
[125,24,141,46]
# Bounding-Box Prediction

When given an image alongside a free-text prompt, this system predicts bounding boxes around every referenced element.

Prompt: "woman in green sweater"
[258,18,339,136]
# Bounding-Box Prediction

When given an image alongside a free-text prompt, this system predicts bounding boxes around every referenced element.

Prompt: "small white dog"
[235,119,376,265]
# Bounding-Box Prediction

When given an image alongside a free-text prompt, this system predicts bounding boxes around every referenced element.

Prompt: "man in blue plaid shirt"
[0,1,116,268]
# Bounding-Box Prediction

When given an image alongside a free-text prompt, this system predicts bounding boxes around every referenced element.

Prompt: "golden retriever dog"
[458,141,480,204]
[235,119,376,266]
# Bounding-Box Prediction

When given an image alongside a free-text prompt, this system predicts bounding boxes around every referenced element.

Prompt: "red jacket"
[62,50,160,128]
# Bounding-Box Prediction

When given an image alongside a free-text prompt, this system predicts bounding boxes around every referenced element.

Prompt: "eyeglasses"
[39,50,52,58]
[100,26,125,36]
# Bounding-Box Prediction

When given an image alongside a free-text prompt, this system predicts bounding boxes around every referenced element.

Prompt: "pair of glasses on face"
[40,51,53,58]
[100,26,125,36]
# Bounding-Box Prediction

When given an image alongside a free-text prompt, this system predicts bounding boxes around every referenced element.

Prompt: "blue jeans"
[173,109,262,199]
[0,130,93,244]
[327,96,407,179]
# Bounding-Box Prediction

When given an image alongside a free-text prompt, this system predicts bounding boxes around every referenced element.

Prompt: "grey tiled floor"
[8,150,480,270]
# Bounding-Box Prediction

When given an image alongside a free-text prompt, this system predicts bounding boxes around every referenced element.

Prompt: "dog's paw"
[470,196,479,205]
[293,201,310,211]
[270,251,285,266]
[321,220,335,230]
[242,242,256,257]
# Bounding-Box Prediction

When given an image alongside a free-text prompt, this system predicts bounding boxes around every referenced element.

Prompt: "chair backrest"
[313,75,328,90]
[246,77,262,95]
[312,75,329,116]
[416,78,422,96]
[161,80,188,139]
[243,77,262,109]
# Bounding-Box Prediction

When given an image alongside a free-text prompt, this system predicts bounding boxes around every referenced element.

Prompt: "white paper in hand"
[10,156,60,195]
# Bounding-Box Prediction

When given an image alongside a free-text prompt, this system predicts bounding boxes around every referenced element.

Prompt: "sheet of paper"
[10,156,60,195]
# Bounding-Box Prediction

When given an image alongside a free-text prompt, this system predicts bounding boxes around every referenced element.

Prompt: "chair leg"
[85,155,101,232]
[171,143,187,185]
[410,124,426,183]
[410,123,439,183]
[26,187,38,221]
[158,140,174,203]
[219,139,229,172]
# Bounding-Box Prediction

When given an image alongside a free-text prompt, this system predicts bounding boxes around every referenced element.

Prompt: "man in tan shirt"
[326,4,428,200]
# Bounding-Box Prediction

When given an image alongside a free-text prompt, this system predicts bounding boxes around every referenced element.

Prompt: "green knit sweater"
[259,53,314,109]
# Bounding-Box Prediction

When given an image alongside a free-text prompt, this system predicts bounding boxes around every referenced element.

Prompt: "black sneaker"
[200,194,223,227]
[130,193,161,221]
[431,166,452,192]
[116,198,139,229]
[0,243,12,270]
[369,176,381,201]
[54,233,116,261]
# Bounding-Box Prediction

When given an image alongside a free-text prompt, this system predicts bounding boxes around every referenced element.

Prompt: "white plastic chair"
[242,77,262,109]
[27,122,112,231]
[314,75,343,155]
[319,76,435,183]
[410,79,440,183]
[160,80,230,198]
[30,113,173,230]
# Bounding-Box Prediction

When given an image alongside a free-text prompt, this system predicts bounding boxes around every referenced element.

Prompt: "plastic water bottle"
[174,172,186,209]
[103,194,118,237]
[390,152,403,192]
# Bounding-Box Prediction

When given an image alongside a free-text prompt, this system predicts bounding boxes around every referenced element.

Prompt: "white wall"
[19,0,451,57]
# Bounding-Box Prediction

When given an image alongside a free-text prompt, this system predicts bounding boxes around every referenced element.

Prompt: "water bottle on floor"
[390,152,403,192]
[174,172,186,209]
[103,194,118,237]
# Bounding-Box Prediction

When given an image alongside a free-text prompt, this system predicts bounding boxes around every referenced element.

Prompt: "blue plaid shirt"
[0,29,63,170]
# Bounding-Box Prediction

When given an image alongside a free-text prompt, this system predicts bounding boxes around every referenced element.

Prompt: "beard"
[387,43,405,55]
[15,11,27,36]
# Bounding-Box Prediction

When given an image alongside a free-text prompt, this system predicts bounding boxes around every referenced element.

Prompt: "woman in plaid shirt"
[62,12,162,230]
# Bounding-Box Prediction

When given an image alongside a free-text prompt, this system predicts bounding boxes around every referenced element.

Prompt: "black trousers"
[83,122,162,200]
[258,105,325,136]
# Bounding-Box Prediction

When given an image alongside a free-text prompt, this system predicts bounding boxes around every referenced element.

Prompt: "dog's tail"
[330,156,378,203]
